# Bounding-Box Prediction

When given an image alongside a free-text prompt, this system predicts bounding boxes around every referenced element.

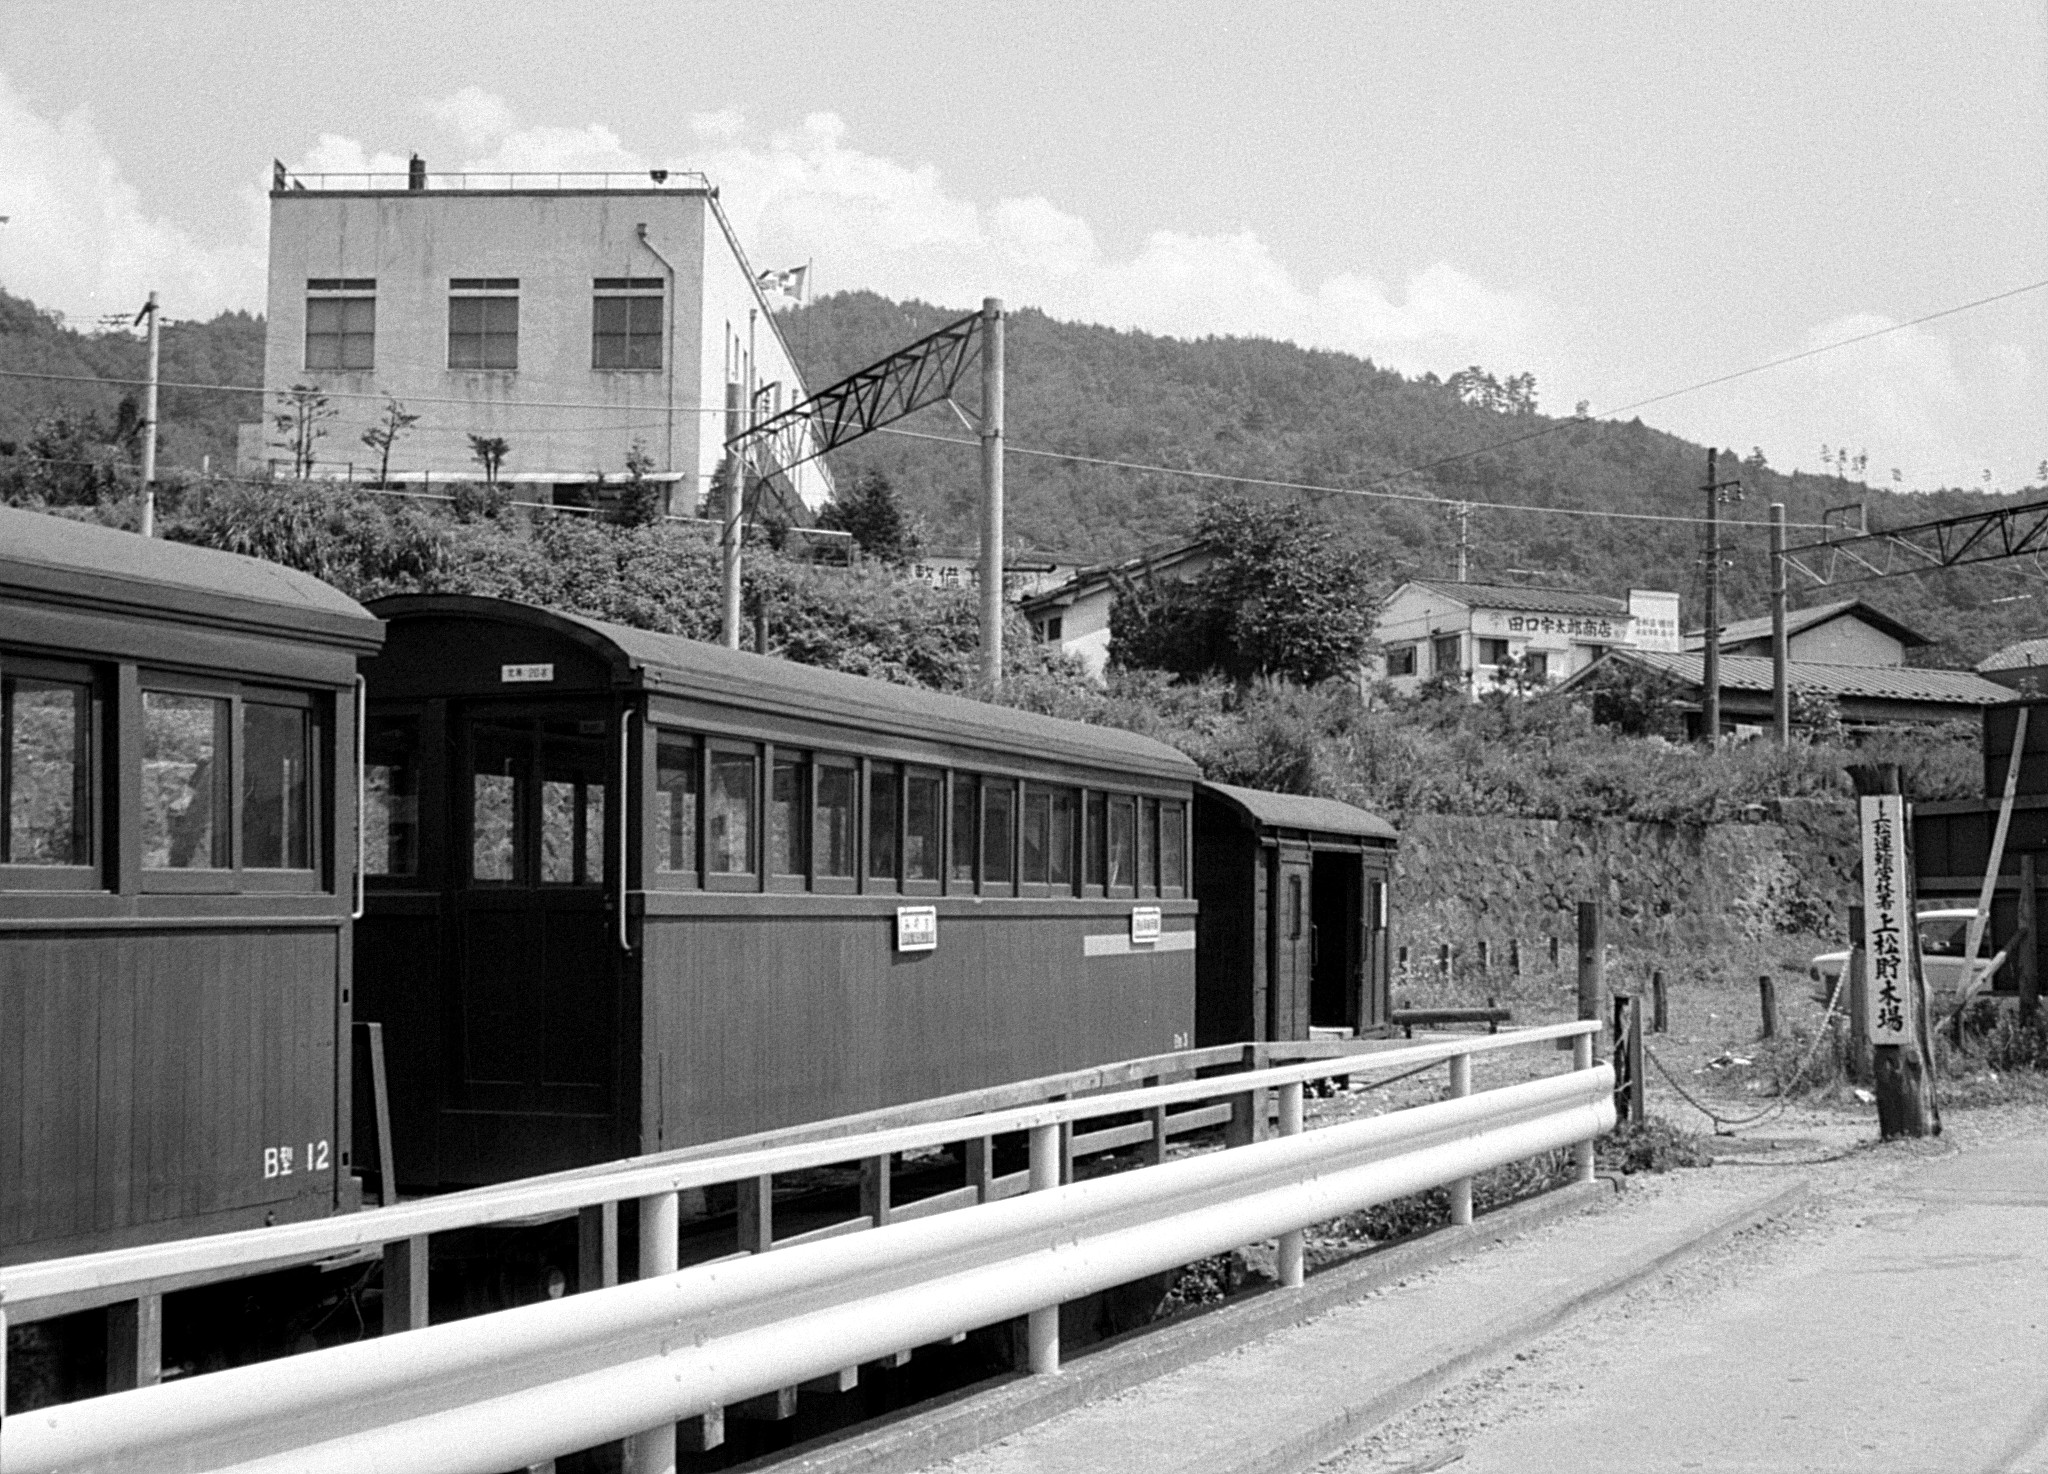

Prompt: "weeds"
[1597,1117,1711,1173]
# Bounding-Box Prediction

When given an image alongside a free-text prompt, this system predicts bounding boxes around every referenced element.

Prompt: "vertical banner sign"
[1860,794,1916,1046]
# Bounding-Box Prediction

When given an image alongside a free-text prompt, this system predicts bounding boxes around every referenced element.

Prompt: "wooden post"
[1576,902,1603,1043]
[1277,1081,1306,1286]
[358,1021,397,1207]
[966,1135,997,1200]
[382,1235,429,1333]
[105,1294,163,1390]
[1651,969,1668,1034]
[625,1192,681,1474]
[1025,1122,1060,1373]
[1478,939,1491,973]
[1758,975,1778,1039]
[678,1408,725,1453]
[1849,764,1938,1139]
[1626,995,1646,1125]
[1143,1104,1168,1167]
[2021,855,2040,1023]
[736,1174,773,1254]
[1549,935,1561,969]
[577,1201,618,1291]
[860,1155,893,1228]
[1447,1054,1473,1226]
[1509,938,1522,976]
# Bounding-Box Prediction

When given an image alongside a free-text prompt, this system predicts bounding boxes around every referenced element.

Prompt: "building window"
[305,279,375,371]
[593,277,664,370]
[1385,644,1416,677]
[1478,638,1511,666]
[2,660,94,870]
[449,278,520,370]
[1034,616,1064,642]
[1525,651,1549,683]
[1432,634,1463,677]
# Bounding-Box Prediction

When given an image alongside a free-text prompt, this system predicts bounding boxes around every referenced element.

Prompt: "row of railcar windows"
[1,655,319,884]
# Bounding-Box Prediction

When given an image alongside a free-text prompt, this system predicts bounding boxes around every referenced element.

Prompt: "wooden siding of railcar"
[0,925,344,1264]
[637,899,1196,1148]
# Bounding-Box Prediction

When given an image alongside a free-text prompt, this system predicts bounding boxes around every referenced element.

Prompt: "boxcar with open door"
[355,595,1202,1190]
[0,506,381,1264]
[1193,782,1397,1046]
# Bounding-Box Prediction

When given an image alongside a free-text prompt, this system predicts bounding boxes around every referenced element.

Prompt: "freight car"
[0,506,382,1266]
[353,595,1204,1190]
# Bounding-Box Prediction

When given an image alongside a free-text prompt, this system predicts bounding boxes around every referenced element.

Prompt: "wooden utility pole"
[138,291,160,537]
[1770,501,1789,745]
[719,458,743,651]
[1455,501,1471,581]
[1700,449,1742,746]
[978,297,1006,690]
[1576,901,1603,1034]
[1850,763,1939,1138]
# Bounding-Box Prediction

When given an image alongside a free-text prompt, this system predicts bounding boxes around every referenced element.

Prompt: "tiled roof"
[1569,649,2011,706]
[1686,598,1930,649]
[1404,580,1628,618]
[1979,638,2048,672]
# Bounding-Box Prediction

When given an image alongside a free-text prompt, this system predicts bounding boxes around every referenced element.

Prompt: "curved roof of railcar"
[1200,781,1399,842]
[0,504,381,650]
[369,594,1202,782]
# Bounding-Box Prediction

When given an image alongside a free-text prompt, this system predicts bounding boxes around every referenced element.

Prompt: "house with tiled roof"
[1371,580,1683,696]
[1977,637,2048,693]
[1685,598,1930,667]
[1021,540,1215,680]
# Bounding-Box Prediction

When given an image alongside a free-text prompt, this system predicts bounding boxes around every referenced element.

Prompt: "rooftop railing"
[273,168,713,194]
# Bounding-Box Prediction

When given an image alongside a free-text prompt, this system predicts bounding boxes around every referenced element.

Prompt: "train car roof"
[369,594,1202,782]
[1200,781,1399,842]
[0,504,382,651]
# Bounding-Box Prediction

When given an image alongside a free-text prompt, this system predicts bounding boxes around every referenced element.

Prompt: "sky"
[2,0,2044,491]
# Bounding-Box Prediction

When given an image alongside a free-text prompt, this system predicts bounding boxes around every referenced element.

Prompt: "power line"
[0,366,740,415]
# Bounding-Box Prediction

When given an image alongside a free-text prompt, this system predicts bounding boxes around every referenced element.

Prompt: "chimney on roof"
[408,154,426,191]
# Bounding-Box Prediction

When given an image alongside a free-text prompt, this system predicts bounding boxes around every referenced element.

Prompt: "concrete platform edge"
[751,1179,1626,1474]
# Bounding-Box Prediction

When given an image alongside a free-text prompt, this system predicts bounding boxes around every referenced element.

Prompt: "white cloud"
[425,86,515,154]
[0,70,265,318]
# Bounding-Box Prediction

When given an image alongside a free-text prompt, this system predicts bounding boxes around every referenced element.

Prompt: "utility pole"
[978,297,1005,690]
[138,291,160,537]
[1770,502,1790,745]
[720,458,743,651]
[1455,501,1471,582]
[1700,449,1741,747]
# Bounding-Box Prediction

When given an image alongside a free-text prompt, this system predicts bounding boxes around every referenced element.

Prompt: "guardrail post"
[1026,1122,1061,1374]
[861,1156,892,1227]
[577,1202,618,1291]
[1572,1031,1598,1184]
[1277,1081,1306,1287]
[1447,1054,1474,1226]
[737,1174,774,1253]
[381,1236,428,1333]
[1143,1104,1168,1166]
[966,1135,996,1202]
[625,1192,681,1474]
[105,1294,162,1389]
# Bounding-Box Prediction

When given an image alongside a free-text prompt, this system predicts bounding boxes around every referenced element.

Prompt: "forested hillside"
[780,292,2048,668]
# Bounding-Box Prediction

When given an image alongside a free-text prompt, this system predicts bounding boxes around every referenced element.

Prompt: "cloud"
[0,70,265,318]
[425,86,515,154]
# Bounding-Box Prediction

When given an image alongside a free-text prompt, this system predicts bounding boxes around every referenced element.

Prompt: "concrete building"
[1686,598,1928,667]
[1020,541,1214,680]
[246,161,830,516]
[1370,581,1681,696]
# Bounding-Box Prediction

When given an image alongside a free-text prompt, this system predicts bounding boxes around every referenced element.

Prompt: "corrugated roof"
[371,595,1201,781]
[1404,580,1628,618]
[1573,649,2011,705]
[1686,598,1931,650]
[1979,638,2048,672]
[1020,541,1212,610]
[0,503,382,650]
[1201,781,1399,841]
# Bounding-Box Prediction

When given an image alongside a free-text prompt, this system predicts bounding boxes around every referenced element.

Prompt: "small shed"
[1194,782,1399,1046]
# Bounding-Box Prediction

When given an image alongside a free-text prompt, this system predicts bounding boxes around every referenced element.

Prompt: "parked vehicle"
[1808,907,1988,1005]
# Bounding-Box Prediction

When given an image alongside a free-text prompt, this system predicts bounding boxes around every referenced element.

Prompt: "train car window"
[2,664,94,869]
[1049,788,1078,888]
[243,703,313,870]
[1107,796,1136,893]
[707,748,757,876]
[469,722,526,883]
[141,692,233,870]
[363,714,419,877]
[1021,785,1052,884]
[904,768,942,882]
[950,774,978,886]
[815,761,856,880]
[1084,791,1107,889]
[654,732,699,877]
[1138,797,1158,895]
[1158,799,1187,892]
[867,764,901,884]
[982,780,1015,887]
[770,756,809,879]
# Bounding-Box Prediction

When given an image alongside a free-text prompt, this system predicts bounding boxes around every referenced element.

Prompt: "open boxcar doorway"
[1309,850,1363,1031]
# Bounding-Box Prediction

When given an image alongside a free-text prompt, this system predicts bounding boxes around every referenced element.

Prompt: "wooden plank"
[859,1154,892,1228]
[733,1386,798,1421]
[735,1173,773,1255]
[360,1021,396,1208]
[678,1408,725,1452]
[801,1366,859,1394]
[1161,1103,1232,1136]
[104,1294,162,1389]
[1069,1120,1156,1157]
[771,1216,873,1250]
[964,1135,995,1202]
[382,1235,429,1332]
[576,1201,617,1291]
[889,1184,979,1223]
[2022,855,2040,1021]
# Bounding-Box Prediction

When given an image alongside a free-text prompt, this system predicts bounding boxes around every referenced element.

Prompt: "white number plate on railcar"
[1130,906,1162,944]
[896,906,938,952]
[500,663,555,683]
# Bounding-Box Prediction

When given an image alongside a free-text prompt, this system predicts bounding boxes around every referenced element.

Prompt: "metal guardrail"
[2,1023,1607,1474]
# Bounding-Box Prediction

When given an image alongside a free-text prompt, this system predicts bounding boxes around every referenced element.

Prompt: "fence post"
[577,1201,618,1291]
[736,1174,773,1254]
[1549,935,1561,969]
[1651,969,1668,1034]
[1447,1053,1473,1226]
[1628,994,1646,1125]
[1277,1081,1306,1286]
[1576,902,1603,1046]
[1026,1122,1061,1374]
[105,1294,163,1389]
[625,1191,681,1474]
[1572,1030,1598,1184]
[381,1235,429,1333]
[1509,938,1522,976]
[1477,939,1491,974]
[1758,975,1778,1039]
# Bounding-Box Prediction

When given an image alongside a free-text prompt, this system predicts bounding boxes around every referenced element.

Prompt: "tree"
[815,469,923,563]
[613,439,664,527]
[360,397,420,486]
[270,383,335,478]
[467,434,510,485]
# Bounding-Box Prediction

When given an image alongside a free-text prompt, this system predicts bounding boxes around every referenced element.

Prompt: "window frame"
[811,754,858,894]
[947,771,978,895]
[1157,797,1188,899]
[304,278,376,372]
[900,765,944,896]
[702,739,761,892]
[1081,789,1109,897]
[650,727,702,889]
[592,277,665,371]
[979,775,1017,897]
[448,278,521,371]
[1385,643,1417,678]
[0,651,103,891]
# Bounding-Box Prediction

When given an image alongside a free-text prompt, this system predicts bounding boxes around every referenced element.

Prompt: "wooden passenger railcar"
[355,596,1202,1190]
[1193,783,1396,1046]
[0,507,382,1264]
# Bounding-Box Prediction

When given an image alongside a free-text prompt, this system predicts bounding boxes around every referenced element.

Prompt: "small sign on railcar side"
[896,905,938,952]
[1130,906,1162,944]
[500,663,555,683]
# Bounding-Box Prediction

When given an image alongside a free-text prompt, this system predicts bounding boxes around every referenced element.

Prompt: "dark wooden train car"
[355,595,1202,1189]
[0,506,381,1264]
[1193,782,1396,1046]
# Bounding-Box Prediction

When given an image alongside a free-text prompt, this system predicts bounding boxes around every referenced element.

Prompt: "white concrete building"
[247,161,830,516]
[1371,581,1682,696]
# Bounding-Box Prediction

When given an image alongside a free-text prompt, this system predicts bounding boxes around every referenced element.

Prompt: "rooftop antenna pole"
[138,290,160,537]
[979,297,1006,689]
